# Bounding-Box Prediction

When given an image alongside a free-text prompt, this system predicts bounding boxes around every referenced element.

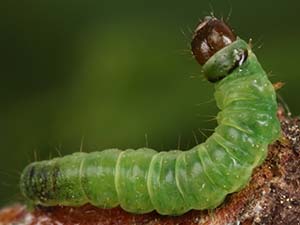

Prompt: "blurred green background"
[0,0,299,207]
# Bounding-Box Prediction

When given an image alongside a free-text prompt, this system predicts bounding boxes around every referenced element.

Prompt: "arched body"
[20,18,281,215]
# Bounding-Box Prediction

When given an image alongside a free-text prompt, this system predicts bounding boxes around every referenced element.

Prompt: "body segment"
[20,17,281,215]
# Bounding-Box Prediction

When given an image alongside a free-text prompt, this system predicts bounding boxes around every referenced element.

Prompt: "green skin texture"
[20,39,281,215]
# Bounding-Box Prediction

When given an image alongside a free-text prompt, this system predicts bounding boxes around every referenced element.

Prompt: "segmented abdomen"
[20,42,281,215]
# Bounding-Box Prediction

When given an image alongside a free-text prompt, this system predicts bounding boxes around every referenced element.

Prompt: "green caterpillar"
[20,17,281,215]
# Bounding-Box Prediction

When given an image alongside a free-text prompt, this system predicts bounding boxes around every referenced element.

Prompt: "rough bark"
[1,107,299,225]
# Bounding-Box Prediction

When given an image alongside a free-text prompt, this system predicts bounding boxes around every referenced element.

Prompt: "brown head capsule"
[191,16,236,65]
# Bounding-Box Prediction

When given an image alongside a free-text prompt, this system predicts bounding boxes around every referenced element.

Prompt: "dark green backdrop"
[1,0,299,206]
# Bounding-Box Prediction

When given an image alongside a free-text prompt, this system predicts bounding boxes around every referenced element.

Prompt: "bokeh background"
[1,0,299,207]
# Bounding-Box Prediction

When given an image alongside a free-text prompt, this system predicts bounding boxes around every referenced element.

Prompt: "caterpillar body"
[20,17,281,215]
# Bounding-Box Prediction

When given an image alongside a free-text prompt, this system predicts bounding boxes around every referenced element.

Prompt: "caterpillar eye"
[191,16,236,65]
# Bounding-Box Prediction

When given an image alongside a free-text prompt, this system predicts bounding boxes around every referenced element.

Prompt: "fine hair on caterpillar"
[20,16,281,215]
